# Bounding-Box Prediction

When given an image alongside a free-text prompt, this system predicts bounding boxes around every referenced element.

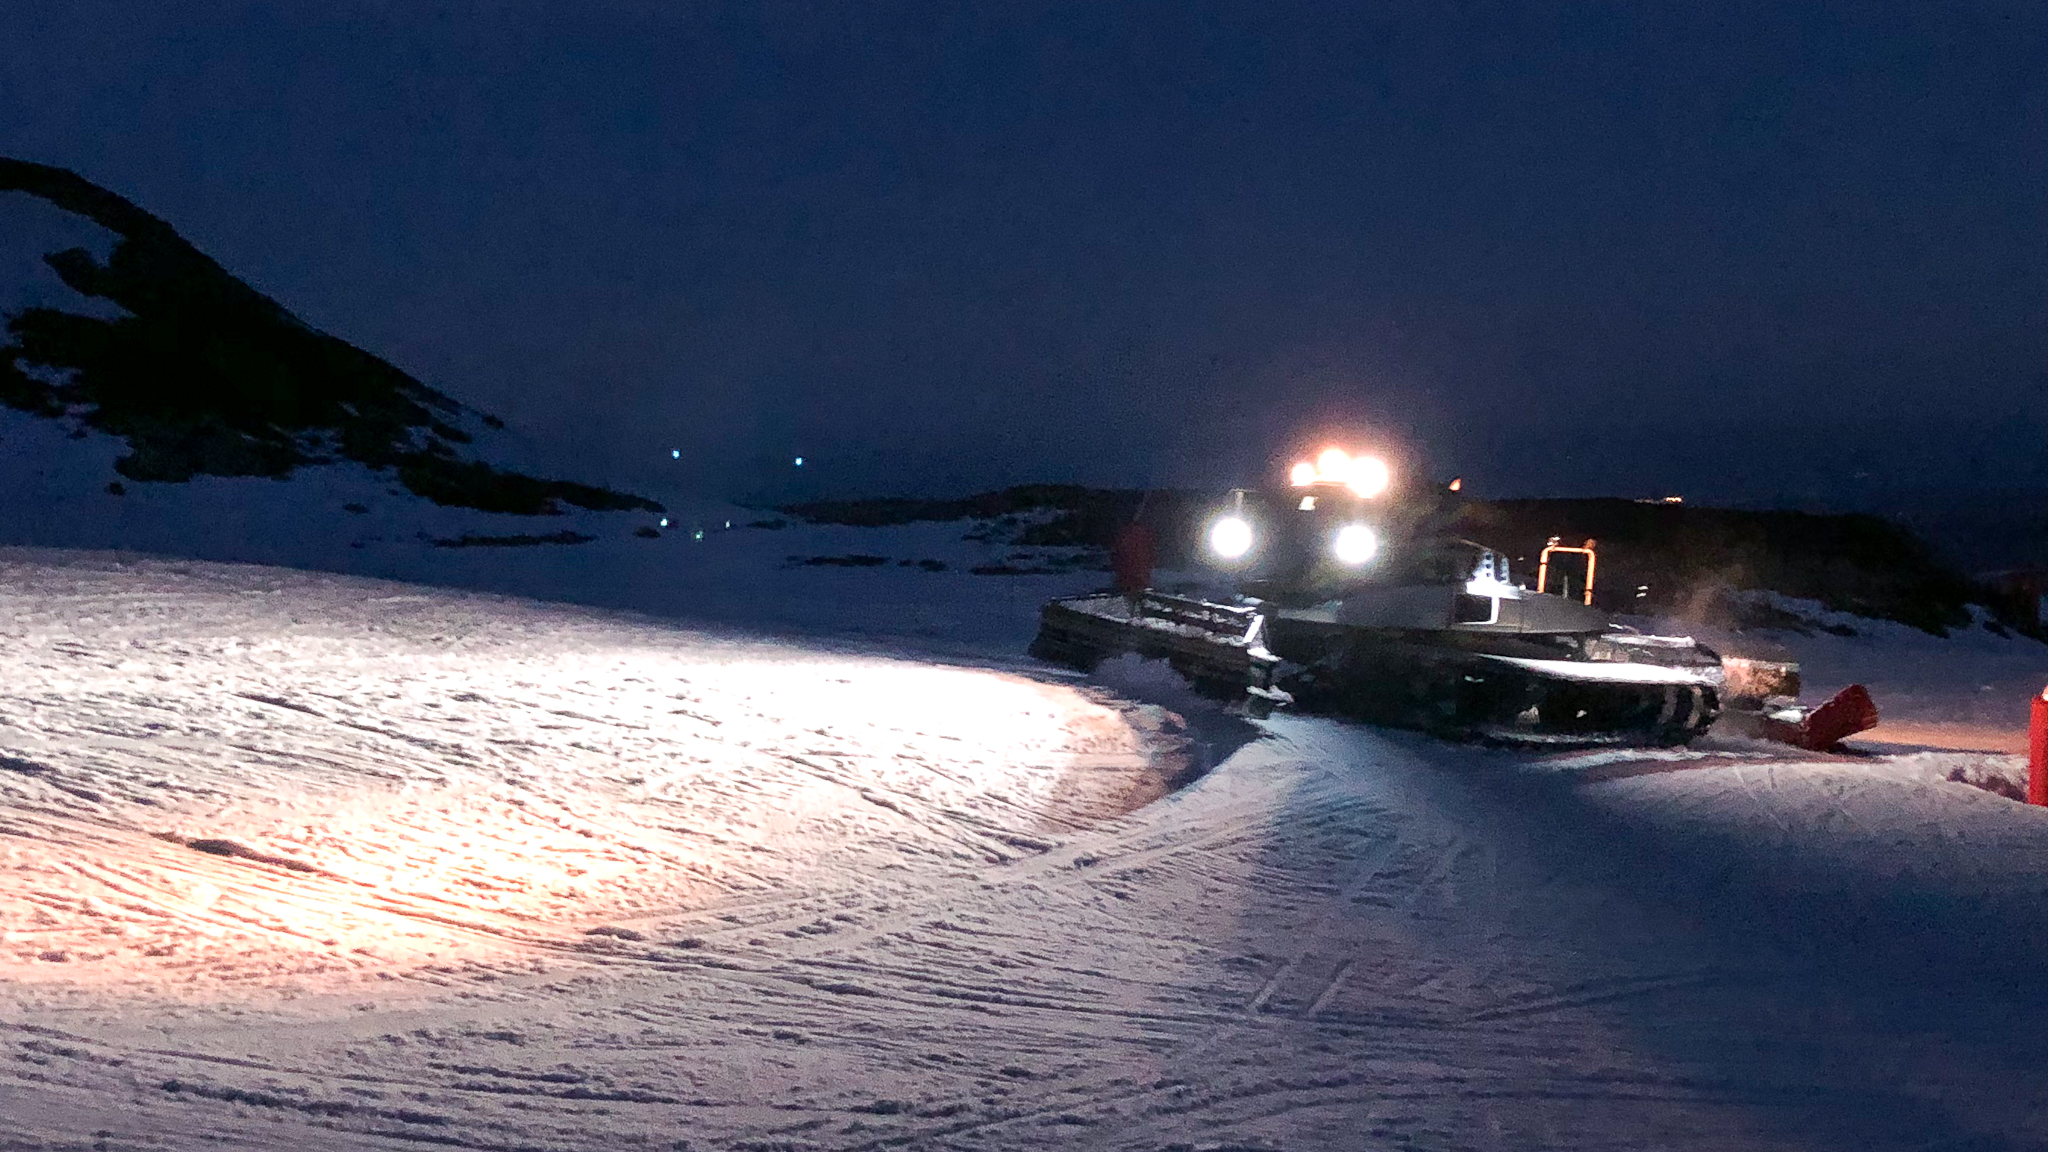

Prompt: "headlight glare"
[1209,516,1254,560]
[1332,523,1378,566]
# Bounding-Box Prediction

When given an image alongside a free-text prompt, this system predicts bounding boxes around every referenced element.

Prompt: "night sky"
[3,2,2042,506]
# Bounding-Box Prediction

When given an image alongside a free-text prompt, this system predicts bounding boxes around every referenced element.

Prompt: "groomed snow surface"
[4,532,2048,1149]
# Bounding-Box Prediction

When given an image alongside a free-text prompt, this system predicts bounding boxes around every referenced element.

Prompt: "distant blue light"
[794,456,804,467]
[659,517,669,527]
[671,449,680,459]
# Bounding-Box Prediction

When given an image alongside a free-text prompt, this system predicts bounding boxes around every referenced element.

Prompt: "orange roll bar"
[1536,537,1598,605]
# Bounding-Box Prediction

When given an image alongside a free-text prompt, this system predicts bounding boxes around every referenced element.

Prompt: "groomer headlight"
[1209,515,1254,560]
[1332,523,1378,566]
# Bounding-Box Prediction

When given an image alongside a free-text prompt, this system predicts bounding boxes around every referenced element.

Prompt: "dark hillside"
[788,485,1196,548]
[1455,499,1978,635]
[787,485,1236,567]
[788,486,1985,635]
[0,158,657,515]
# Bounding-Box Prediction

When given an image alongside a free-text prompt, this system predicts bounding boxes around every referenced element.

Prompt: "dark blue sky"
[3,2,2043,505]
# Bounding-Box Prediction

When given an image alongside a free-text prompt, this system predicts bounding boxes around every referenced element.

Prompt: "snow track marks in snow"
[9,549,2048,1151]
[0,551,1174,990]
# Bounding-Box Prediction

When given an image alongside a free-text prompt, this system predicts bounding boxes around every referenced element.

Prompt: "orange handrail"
[1536,537,1598,605]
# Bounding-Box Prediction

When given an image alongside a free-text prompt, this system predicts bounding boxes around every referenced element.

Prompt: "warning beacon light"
[1290,447,1391,498]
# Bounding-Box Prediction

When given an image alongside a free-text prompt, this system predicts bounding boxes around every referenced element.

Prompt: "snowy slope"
[0,397,1125,659]
[0,551,1177,986]
[3,546,2048,1151]
[0,181,125,321]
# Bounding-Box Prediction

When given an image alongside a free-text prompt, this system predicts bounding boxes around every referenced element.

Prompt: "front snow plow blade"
[1031,591,1289,712]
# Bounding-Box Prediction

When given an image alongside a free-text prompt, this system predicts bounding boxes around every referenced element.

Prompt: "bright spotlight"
[1346,455,1391,498]
[1332,523,1378,566]
[1316,447,1351,476]
[1209,516,1254,560]
[1290,461,1317,487]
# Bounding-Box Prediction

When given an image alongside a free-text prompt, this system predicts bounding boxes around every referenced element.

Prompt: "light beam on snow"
[0,560,1165,996]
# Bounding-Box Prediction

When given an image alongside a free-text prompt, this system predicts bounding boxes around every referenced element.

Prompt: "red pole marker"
[2029,686,2048,807]
[1111,522,1155,598]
